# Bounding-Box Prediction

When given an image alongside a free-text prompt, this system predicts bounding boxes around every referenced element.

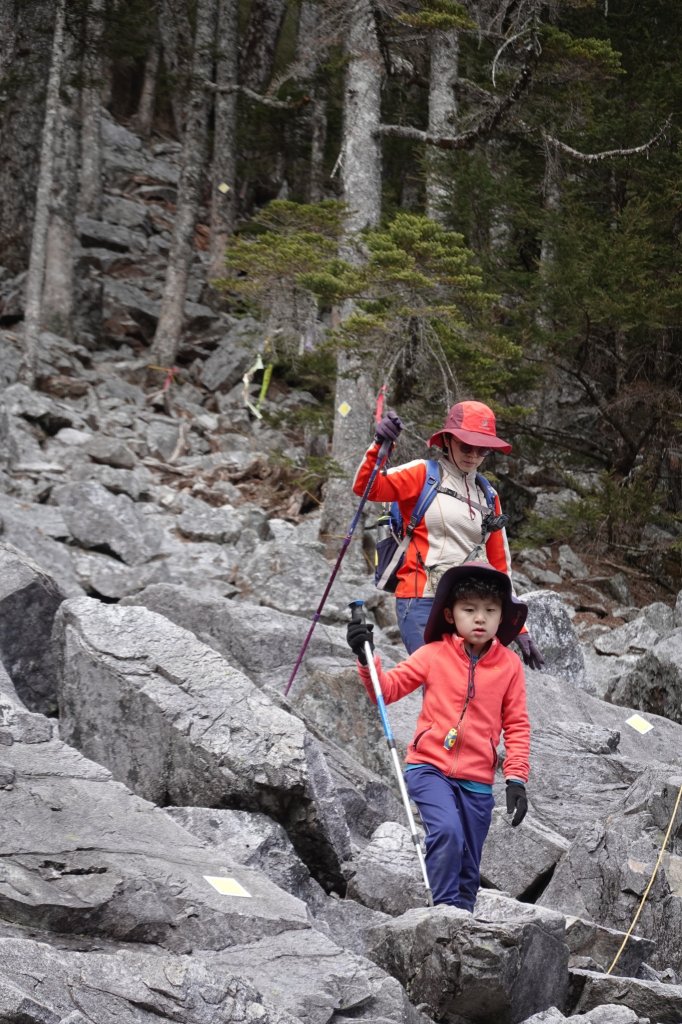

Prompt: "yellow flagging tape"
[606,781,682,975]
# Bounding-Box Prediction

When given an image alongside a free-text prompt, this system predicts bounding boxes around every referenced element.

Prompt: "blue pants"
[406,764,494,910]
[396,597,434,654]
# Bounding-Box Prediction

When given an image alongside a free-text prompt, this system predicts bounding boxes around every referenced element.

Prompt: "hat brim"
[423,562,527,646]
[427,427,512,454]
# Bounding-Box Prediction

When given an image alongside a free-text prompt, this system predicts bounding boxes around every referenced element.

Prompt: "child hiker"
[346,561,530,911]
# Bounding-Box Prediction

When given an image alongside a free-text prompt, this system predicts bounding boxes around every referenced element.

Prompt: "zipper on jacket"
[448,652,477,776]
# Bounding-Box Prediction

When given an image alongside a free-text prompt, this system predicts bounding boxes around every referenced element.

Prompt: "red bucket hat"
[427,401,512,454]
[423,562,527,646]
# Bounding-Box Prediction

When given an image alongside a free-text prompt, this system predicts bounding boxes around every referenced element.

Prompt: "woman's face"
[446,437,490,473]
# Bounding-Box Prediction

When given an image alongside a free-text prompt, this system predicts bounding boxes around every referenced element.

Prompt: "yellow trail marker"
[625,714,653,735]
[204,876,252,898]
[338,401,351,417]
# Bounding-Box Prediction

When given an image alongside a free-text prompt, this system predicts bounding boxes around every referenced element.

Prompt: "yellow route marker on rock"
[204,876,252,898]
[625,713,653,735]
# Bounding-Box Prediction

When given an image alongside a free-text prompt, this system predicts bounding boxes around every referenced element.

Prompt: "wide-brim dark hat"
[423,561,527,646]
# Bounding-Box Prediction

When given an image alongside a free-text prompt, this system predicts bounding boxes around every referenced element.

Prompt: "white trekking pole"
[349,600,433,906]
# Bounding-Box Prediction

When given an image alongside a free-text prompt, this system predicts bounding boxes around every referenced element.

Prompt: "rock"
[77,215,148,253]
[558,545,589,580]
[523,590,587,687]
[345,821,428,915]
[0,936,302,1023]
[569,969,682,1023]
[481,807,569,899]
[54,597,352,890]
[367,899,569,1023]
[85,434,138,469]
[53,481,165,565]
[538,813,682,973]
[607,629,682,724]
[0,543,66,714]
[166,805,328,911]
[200,317,264,391]
[207,928,428,1024]
[594,606,674,657]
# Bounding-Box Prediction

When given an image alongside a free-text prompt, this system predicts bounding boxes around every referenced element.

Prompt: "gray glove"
[516,632,544,671]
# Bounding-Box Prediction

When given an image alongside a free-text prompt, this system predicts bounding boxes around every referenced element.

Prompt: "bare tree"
[19,0,67,386]
[320,0,383,541]
[135,36,161,138]
[79,0,106,217]
[208,0,238,281]
[295,0,329,202]
[150,0,217,367]
[158,0,194,134]
[240,0,287,92]
[425,29,459,222]
[0,0,55,273]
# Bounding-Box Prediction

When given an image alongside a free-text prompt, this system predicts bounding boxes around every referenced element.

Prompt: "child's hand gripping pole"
[348,601,433,907]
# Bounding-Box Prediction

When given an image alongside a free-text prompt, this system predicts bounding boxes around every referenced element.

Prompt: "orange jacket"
[353,442,512,598]
[359,634,530,785]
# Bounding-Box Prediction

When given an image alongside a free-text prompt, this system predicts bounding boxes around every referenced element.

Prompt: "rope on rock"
[606,781,682,975]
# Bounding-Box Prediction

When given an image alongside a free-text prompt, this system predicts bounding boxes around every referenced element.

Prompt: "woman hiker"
[352,399,544,668]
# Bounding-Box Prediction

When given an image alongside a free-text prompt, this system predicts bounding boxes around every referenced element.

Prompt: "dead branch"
[203,80,307,110]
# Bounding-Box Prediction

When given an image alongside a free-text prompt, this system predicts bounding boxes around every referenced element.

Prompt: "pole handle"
[349,599,365,625]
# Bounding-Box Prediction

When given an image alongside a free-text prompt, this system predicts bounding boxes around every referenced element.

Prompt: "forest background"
[1,0,681,588]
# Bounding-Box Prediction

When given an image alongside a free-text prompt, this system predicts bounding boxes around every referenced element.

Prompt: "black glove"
[506,781,528,827]
[516,632,545,671]
[375,410,403,445]
[346,621,374,666]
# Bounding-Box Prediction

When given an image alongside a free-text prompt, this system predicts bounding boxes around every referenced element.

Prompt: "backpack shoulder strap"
[475,472,497,511]
[406,458,442,533]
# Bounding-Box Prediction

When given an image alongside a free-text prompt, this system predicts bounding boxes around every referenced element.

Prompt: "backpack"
[374,461,497,592]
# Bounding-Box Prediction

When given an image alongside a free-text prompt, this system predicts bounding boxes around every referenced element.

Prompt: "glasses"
[451,439,491,457]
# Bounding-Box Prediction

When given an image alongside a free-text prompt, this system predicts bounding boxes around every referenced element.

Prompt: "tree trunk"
[158,0,193,134]
[295,0,328,203]
[135,37,160,137]
[19,0,67,386]
[240,0,287,92]
[0,0,54,273]
[79,0,106,217]
[320,0,382,544]
[208,0,238,281]
[426,29,459,223]
[150,0,217,367]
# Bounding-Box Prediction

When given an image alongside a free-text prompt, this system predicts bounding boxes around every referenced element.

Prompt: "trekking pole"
[284,439,393,698]
[349,599,434,906]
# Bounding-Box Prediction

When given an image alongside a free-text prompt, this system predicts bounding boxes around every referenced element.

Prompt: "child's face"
[444,594,503,652]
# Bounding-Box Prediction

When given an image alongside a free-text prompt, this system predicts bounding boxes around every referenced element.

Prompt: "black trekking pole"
[283,439,392,698]
[349,599,433,906]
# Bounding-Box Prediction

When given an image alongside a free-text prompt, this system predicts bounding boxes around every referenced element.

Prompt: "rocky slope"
[0,111,680,1024]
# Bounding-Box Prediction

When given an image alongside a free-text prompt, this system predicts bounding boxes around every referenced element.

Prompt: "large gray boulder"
[569,968,682,1023]
[367,899,569,1024]
[0,543,66,713]
[607,629,682,725]
[208,928,430,1024]
[0,682,312,950]
[537,771,682,973]
[345,821,428,915]
[0,937,301,1024]
[53,597,351,889]
[523,590,586,687]
[53,481,165,565]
